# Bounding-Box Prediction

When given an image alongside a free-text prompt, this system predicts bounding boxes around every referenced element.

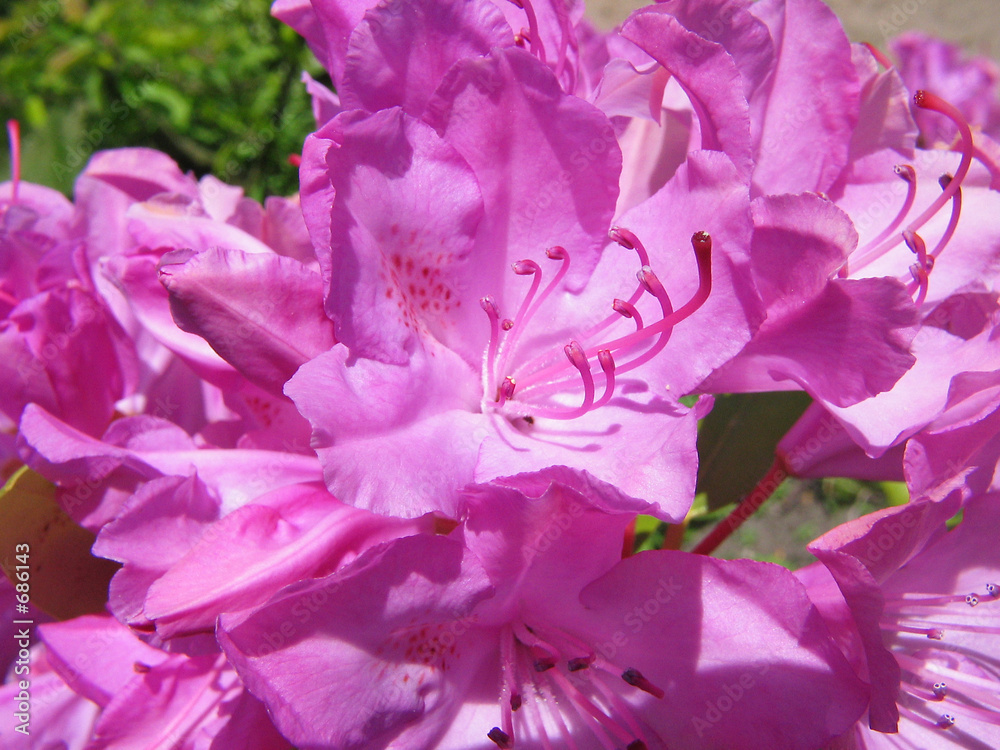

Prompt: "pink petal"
[158,247,336,395]
[342,0,512,116]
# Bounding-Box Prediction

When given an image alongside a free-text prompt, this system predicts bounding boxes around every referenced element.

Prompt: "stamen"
[611,266,674,377]
[550,0,573,83]
[613,299,644,330]
[930,175,962,260]
[549,670,633,746]
[591,350,616,410]
[933,682,948,700]
[590,677,651,748]
[910,91,973,224]
[566,228,649,348]
[488,727,513,748]
[987,583,999,598]
[583,231,711,360]
[848,92,973,275]
[881,620,944,638]
[909,263,929,308]
[498,376,517,406]
[621,667,665,699]
[524,342,595,420]
[6,120,20,203]
[904,230,929,270]
[846,164,917,274]
[495,250,569,384]
[896,653,1000,699]
[481,295,503,395]
[508,0,546,63]
[862,42,895,70]
[500,626,521,739]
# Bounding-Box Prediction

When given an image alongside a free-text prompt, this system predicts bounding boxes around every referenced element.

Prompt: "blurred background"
[0,0,991,565]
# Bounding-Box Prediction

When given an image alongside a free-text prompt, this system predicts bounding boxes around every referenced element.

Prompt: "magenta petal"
[808,495,965,732]
[288,0,375,81]
[651,0,775,98]
[125,199,277,257]
[475,395,701,522]
[707,277,918,407]
[76,148,192,202]
[219,534,494,750]
[93,474,221,627]
[102,254,238,382]
[145,482,429,637]
[19,404,322,516]
[92,652,289,750]
[779,402,906,482]
[342,0,512,116]
[702,191,917,407]
[158,247,336,395]
[621,7,753,178]
[0,287,128,435]
[847,44,918,160]
[825,324,1000,455]
[425,46,622,292]
[904,370,1000,497]
[38,615,169,707]
[748,0,860,195]
[308,107,486,365]
[462,471,643,621]
[748,193,858,312]
[0,646,99,750]
[577,551,869,749]
[285,345,482,518]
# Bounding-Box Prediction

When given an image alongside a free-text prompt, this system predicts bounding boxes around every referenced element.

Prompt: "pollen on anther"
[488,727,513,748]
[966,594,979,607]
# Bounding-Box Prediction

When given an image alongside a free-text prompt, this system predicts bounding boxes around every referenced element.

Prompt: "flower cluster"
[2,0,999,748]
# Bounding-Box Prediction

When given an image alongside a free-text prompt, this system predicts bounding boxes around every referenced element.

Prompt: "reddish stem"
[622,518,636,558]
[691,455,790,556]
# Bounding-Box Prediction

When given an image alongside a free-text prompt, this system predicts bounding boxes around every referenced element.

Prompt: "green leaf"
[696,391,812,510]
[0,466,119,620]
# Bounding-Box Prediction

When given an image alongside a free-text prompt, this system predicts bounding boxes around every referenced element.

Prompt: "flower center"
[841,91,974,309]
[479,229,712,422]
[488,620,663,749]
[881,581,1000,733]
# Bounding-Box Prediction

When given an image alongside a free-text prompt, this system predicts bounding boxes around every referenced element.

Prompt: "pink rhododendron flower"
[220,471,868,749]
[806,492,1000,746]
[35,614,291,749]
[289,34,765,520]
[1,125,137,438]
[890,31,1000,147]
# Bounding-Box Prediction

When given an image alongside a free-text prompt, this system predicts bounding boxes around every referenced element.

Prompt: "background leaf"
[696,391,812,510]
[0,466,119,620]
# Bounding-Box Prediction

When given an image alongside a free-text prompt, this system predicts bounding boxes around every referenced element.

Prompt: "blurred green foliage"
[0,0,325,199]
